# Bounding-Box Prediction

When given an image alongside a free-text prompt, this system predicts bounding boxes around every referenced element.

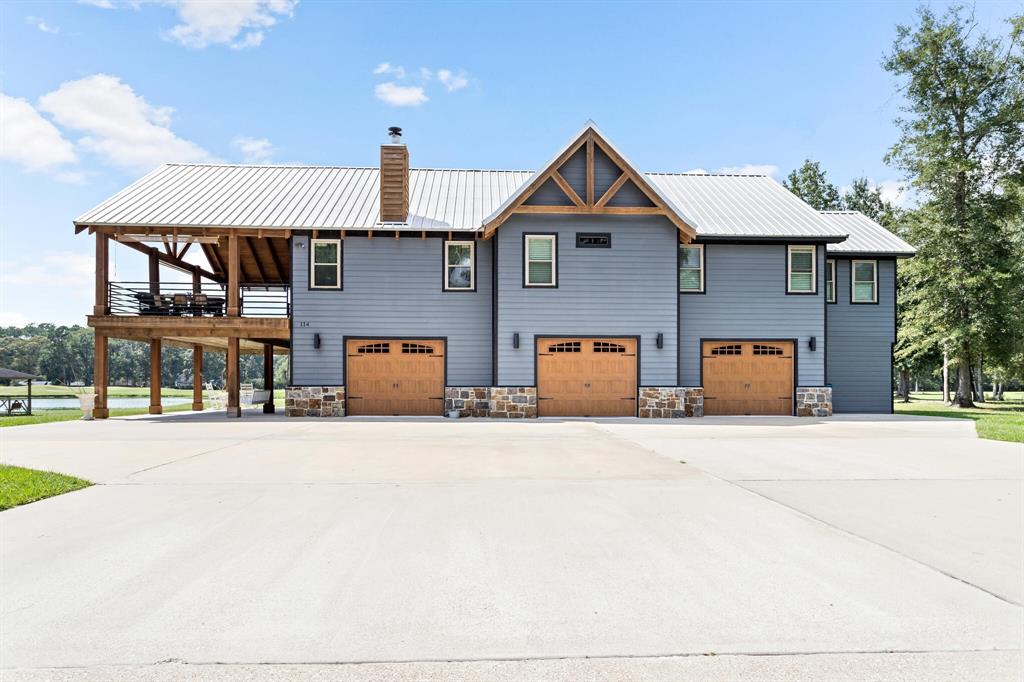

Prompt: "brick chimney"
[379,126,409,223]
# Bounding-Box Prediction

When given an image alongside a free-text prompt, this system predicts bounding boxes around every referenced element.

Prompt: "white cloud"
[0,93,78,173]
[77,0,115,8]
[0,311,31,327]
[233,136,274,163]
[716,164,779,177]
[419,67,433,80]
[38,74,214,172]
[0,252,95,288]
[26,16,59,33]
[877,179,911,207]
[373,62,406,79]
[375,82,428,107]
[437,69,468,92]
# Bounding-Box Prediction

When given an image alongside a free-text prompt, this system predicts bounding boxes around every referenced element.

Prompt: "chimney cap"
[387,126,403,143]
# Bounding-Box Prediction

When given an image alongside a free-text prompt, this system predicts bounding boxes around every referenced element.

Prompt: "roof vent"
[388,126,403,144]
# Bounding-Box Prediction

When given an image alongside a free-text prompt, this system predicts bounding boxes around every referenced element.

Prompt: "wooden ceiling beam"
[116,238,219,281]
[243,236,268,284]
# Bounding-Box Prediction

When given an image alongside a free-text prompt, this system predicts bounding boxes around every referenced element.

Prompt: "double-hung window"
[679,244,704,292]
[787,245,816,294]
[826,259,836,303]
[851,260,878,303]
[444,240,475,291]
[524,234,556,287]
[310,239,341,289]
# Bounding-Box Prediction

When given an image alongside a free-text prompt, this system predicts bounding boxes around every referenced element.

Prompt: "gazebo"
[0,368,37,416]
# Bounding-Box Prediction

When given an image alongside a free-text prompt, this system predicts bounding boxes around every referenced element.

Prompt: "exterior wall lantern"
[808,336,816,351]
[656,332,664,349]
[314,333,321,349]
[513,332,520,349]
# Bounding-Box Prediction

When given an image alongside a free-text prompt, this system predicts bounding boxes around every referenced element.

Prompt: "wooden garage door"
[537,337,637,417]
[346,339,444,416]
[702,341,794,415]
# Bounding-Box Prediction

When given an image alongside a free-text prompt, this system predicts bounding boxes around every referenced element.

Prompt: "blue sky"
[1,0,1018,325]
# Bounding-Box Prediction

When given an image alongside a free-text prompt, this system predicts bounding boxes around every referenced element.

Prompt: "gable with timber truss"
[482,123,698,241]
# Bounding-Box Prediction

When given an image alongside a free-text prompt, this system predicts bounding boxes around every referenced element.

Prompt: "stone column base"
[445,387,491,417]
[285,386,345,417]
[796,387,832,416]
[489,387,537,418]
[638,387,704,418]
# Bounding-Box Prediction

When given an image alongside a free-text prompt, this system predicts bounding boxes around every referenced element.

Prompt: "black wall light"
[513,332,520,349]
[656,332,664,349]
[314,333,321,349]
[808,336,816,351]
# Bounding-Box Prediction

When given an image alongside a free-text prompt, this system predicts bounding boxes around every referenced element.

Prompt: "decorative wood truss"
[75,224,291,285]
[482,127,697,241]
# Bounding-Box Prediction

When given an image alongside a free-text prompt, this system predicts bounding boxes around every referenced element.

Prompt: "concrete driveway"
[1,413,1021,681]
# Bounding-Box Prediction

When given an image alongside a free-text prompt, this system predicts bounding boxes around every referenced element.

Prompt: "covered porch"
[78,224,292,418]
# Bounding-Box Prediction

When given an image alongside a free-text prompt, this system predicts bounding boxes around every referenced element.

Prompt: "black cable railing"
[107,282,290,318]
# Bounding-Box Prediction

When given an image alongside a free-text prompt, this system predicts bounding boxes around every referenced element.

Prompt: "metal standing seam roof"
[819,211,916,256]
[75,164,855,240]
[75,164,535,232]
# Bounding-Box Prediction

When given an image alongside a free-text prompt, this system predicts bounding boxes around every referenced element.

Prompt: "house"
[74,122,914,419]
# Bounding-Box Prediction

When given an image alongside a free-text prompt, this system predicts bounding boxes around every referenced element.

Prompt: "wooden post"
[226,337,241,417]
[192,269,201,295]
[192,344,204,411]
[227,234,240,317]
[94,334,108,419]
[149,339,162,415]
[149,250,160,296]
[94,233,109,316]
[263,344,276,414]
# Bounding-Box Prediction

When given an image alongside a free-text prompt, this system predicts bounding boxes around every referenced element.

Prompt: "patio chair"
[172,293,190,316]
[191,293,208,316]
[136,292,164,316]
[206,296,226,316]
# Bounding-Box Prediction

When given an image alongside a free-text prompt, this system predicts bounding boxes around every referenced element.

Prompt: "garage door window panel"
[787,245,816,294]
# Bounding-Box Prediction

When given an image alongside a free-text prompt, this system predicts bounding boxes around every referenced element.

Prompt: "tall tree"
[783,160,844,210]
[884,7,1024,407]
[842,178,903,228]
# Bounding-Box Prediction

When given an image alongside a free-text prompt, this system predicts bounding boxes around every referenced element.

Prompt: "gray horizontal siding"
[291,235,492,386]
[496,215,678,386]
[679,244,826,386]
[826,258,895,413]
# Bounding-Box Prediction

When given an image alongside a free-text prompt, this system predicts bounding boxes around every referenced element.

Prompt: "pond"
[28,397,194,410]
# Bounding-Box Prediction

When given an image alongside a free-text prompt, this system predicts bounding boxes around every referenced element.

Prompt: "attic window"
[576,233,611,248]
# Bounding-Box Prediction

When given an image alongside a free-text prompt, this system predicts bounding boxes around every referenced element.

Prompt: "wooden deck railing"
[107,282,290,318]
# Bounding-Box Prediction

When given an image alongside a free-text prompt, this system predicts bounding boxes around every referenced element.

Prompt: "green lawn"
[0,385,195,397]
[894,392,1024,443]
[0,464,92,510]
[0,401,198,428]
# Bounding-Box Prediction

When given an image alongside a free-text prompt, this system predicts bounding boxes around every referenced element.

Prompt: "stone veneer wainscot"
[489,387,537,418]
[285,386,345,417]
[638,387,704,418]
[795,386,832,417]
[444,387,491,418]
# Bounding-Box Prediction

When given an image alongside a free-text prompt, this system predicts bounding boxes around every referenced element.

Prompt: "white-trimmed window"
[787,245,816,294]
[679,244,704,292]
[851,259,878,303]
[826,259,836,303]
[444,240,475,291]
[310,239,341,289]
[525,234,556,287]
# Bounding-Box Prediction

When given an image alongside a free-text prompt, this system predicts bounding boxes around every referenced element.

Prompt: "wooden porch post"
[94,233,109,316]
[149,251,160,296]
[263,344,275,414]
[149,338,162,415]
[226,337,241,417]
[192,344,204,411]
[94,333,109,419]
[227,234,240,317]
[192,269,202,296]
